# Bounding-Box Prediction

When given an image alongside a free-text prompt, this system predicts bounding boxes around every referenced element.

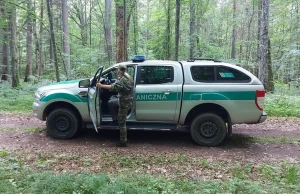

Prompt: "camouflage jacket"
[110,75,133,100]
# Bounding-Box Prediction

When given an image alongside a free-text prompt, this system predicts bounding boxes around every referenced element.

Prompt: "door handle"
[163,89,173,95]
[78,91,88,97]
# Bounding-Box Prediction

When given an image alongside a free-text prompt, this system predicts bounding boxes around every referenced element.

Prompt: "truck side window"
[137,66,174,84]
[216,66,250,82]
[191,66,251,83]
[191,66,215,82]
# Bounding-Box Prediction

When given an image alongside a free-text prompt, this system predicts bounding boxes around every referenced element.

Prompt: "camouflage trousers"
[108,97,132,143]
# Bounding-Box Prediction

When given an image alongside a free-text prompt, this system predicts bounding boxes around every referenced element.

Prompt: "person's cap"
[118,64,127,72]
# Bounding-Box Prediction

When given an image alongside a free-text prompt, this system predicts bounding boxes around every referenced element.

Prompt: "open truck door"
[87,66,104,132]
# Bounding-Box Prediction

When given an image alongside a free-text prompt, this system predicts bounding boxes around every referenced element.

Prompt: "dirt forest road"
[0,113,300,166]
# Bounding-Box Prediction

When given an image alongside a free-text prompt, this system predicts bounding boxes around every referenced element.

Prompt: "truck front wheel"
[46,108,79,139]
[190,113,227,146]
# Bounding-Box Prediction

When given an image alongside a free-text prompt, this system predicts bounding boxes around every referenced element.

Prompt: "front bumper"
[32,101,45,121]
[258,111,267,123]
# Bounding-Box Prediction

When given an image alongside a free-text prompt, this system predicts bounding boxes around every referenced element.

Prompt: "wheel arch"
[184,103,231,126]
[43,101,82,123]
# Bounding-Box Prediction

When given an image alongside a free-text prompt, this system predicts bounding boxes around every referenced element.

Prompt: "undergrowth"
[0,80,299,118]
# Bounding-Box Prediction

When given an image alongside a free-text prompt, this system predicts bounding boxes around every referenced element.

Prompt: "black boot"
[116,142,127,147]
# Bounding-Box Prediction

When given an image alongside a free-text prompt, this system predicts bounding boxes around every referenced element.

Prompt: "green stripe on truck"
[136,91,256,101]
[40,93,87,102]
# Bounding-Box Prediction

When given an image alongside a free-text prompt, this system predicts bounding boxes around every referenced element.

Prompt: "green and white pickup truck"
[33,56,267,146]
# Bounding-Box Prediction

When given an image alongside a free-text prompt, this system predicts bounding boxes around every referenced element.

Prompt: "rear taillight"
[255,90,265,111]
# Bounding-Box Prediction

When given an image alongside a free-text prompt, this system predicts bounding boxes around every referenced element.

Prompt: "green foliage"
[0,79,299,117]
[265,94,300,117]
[0,166,299,193]
[0,80,53,113]
[1,149,300,193]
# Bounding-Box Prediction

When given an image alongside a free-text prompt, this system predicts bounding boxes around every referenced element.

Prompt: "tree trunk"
[231,0,237,59]
[256,0,261,77]
[145,0,150,56]
[38,0,43,76]
[165,0,171,59]
[174,0,180,61]
[1,0,9,81]
[189,0,195,59]
[46,0,60,82]
[79,1,87,46]
[9,2,20,87]
[105,0,113,64]
[258,0,269,89]
[267,38,274,91]
[122,0,126,61]
[33,0,38,74]
[133,0,138,55]
[296,2,300,78]
[24,0,33,82]
[124,1,135,61]
[62,0,70,79]
[115,0,124,63]
[239,21,245,63]
[245,2,255,66]
[89,0,92,46]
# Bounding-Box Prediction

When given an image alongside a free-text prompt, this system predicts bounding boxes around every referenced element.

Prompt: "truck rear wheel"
[190,113,227,146]
[46,108,79,139]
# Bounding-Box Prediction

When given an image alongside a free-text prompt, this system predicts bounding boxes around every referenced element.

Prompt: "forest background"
[0,1,300,193]
[0,0,299,115]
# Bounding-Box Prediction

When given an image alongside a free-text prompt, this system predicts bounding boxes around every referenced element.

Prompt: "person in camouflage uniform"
[96,64,133,147]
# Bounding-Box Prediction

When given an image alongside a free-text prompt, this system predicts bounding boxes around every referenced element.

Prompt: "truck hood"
[37,79,84,92]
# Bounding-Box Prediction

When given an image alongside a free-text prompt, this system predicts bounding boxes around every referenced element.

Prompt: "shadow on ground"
[72,128,254,149]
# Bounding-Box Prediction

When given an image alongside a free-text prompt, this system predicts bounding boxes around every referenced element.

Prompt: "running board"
[85,121,179,131]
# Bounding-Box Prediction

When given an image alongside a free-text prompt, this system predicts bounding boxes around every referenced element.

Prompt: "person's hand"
[96,83,102,88]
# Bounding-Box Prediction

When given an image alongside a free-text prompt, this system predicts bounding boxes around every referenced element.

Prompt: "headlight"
[34,90,45,99]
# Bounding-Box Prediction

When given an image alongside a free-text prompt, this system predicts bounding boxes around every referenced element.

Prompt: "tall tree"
[165,0,171,59]
[145,0,150,56]
[258,0,269,88]
[245,2,255,65]
[256,0,261,76]
[296,1,300,77]
[24,0,33,82]
[70,1,88,46]
[231,0,237,59]
[132,0,138,55]
[46,0,60,82]
[174,0,180,61]
[37,0,43,76]
[115,0,135,62]
[267,38,274,91]
[189,0,195,59]
[115,0,124,62]
[9,1,20,87]
[62,0,70,79]
[104,0,113,64]
[1,0,9,81]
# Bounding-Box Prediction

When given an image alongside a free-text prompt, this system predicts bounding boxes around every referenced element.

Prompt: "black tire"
[46,108,79,139]
[190,113,227,146]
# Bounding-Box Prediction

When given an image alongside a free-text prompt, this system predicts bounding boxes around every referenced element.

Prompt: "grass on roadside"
[0,170,271,194]
[1,149,300,193]
[0,82,38,113]
[0,127,43,132]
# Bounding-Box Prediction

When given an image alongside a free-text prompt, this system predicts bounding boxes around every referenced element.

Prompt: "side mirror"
[79,79,90,88]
